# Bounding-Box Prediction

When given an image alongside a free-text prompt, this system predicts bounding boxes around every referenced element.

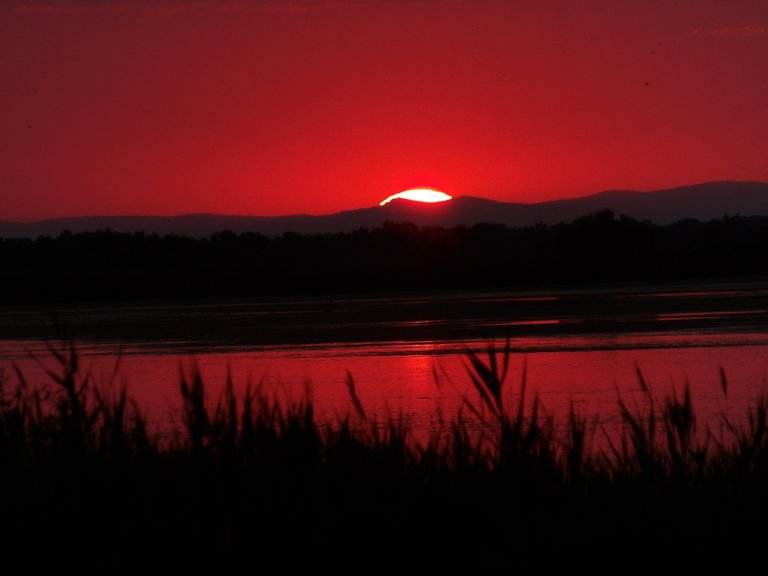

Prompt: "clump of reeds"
[2,340,768,562]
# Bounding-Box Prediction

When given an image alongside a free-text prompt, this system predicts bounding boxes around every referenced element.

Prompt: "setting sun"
[379,188,453,206]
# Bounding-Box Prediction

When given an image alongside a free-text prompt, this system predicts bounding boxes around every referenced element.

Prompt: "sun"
[379,188,452,206]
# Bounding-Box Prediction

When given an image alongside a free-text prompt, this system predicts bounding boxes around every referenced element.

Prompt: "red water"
[3,332,767,439]
[2,283,768,440]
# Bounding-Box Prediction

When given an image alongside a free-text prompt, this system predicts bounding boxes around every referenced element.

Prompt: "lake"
[1,280,768,437]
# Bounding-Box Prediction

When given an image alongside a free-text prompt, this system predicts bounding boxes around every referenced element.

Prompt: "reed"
[1,341,767,562]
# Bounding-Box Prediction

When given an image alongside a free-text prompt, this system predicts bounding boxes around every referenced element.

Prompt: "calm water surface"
[2,281,768,434]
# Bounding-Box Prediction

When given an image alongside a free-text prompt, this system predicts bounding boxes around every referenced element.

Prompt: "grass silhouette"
[1,340,768,564]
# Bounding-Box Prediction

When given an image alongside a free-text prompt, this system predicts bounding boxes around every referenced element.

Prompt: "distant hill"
[2,181,767,239]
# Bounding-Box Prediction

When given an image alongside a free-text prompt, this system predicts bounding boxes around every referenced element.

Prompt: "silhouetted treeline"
[2,211,768,303]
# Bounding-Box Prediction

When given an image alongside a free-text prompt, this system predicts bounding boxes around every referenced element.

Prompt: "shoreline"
[1,278,767,347]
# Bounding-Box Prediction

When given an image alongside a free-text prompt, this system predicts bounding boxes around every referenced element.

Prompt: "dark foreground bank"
[1,342,767,565]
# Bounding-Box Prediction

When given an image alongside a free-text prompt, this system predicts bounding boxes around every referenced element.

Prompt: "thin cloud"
[10,3,109,13]
[8,1,347,16]
[711,24,766,37]
[686,24,766,39]
[212,1,347,15]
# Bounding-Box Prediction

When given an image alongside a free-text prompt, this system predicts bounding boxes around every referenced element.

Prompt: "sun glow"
[379,188,452,206]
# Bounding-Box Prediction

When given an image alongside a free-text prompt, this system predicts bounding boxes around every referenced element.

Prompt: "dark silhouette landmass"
[1,210,767,304]
[1,181,767,238]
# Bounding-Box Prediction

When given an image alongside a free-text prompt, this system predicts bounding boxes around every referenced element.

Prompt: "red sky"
[2,0,767,220]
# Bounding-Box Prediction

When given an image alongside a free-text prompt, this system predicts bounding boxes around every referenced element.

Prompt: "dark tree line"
[2,211,767,303]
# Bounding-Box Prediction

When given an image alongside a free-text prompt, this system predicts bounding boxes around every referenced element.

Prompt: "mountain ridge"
[2,181,767,239]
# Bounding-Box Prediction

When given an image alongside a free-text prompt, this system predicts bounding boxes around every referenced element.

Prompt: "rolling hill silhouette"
[2,181,767,238]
